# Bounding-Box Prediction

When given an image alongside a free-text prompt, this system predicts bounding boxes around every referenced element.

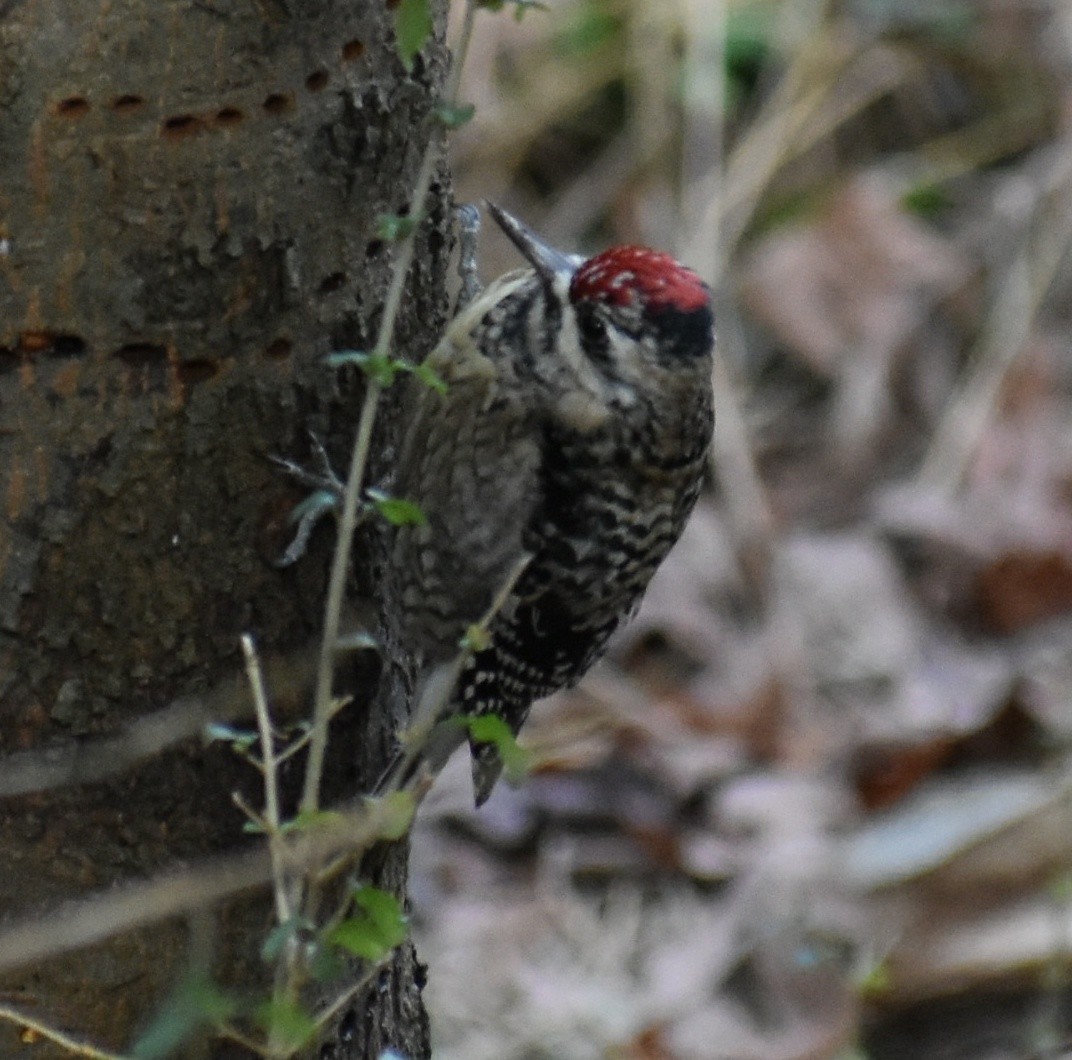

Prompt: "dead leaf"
[741,175,966,376]
[976,548,1072,633]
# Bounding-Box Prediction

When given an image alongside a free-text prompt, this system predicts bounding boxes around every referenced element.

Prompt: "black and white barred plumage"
[383,204,714,805]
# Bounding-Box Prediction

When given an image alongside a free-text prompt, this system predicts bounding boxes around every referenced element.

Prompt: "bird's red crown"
[569,246,710,314]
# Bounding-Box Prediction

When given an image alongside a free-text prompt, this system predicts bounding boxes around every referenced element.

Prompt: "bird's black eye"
[576,306,608,351]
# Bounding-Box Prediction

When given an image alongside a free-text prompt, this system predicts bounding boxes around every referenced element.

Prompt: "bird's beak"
[485,201,581,285]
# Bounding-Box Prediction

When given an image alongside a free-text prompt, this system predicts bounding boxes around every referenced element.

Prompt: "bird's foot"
[271,431,345,567]
[454,203,482,312]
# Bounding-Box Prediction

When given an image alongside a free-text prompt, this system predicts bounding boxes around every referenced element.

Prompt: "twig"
[378,553,531,796]
[0,846,268,974]
[313,950,395,1032]
[0,799,407,975]
[0,1003,129,1060]
[300,0,481,817]
[232,790,269,830]
[918,145,1072,490]
[213,1022,270,1056]
[0,646,308,799]
[243,634,292,928]
[678,0,775,595]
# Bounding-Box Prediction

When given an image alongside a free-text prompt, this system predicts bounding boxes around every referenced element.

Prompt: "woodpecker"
[383,203,715,805]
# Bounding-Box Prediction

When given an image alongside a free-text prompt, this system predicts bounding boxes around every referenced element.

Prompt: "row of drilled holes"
[0,334,294,382]
[53,38,366,135]
[1,269,361,364]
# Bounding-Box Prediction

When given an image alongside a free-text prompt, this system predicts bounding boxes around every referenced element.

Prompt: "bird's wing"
[388,331,542,665]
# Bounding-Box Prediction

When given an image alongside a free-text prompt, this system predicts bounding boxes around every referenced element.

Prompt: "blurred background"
[414,1,1072,1056]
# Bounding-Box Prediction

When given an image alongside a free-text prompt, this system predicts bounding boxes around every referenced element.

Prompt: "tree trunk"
[0,1,448,1056]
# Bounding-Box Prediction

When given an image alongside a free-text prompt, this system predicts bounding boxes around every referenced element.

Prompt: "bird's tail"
[470,740,505,807]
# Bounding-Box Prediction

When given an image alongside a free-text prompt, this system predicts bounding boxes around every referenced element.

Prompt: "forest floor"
[412,3,1072,1057]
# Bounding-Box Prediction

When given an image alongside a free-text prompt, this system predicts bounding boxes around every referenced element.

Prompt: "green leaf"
[131,977,236,1058]
[395,0,433,70]
[554,3,615,55]
[460,623,491,652]
[434,101,476,129]
[902,182,952,218]
[411,360,448,394]
[377,212,419,242]
[329,917,390,961]
[309,943,346,982]
[280,808,346,834]
[203,722,257,750]
[326,349,401,387]
[363,357,399,386]
[856,958,892,999]
[725,4,773,94]
[464,714,532,784]
[260,916,313,962]
[353,886,409,946]
[465,713,512,746]
[367,488,427,527]
[326,886,408,962]
[327,349,445,395]
[369,790,417,840]
[255,998,317,1051]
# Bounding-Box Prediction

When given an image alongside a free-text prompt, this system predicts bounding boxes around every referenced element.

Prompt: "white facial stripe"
[605,329,642,405]
[449,272,529,340]
[535,274,608,397]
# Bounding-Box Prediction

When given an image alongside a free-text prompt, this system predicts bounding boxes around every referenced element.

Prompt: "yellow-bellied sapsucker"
[383,204,715,805]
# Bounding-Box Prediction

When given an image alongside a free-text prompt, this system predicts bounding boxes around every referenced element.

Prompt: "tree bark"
[0,1,447,1056]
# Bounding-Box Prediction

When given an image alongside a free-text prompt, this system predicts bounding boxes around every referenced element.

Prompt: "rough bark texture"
[0,1,447,1057]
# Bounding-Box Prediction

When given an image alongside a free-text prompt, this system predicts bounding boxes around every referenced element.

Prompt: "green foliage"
[553,1,617,57]
[282,808,346,833]
[366,489,427,528]
[327,886,409,962]
[255,998,317,1052]
[326,349,401,385]
[326,349,446,394]
[260,916,313,963]
[435,101,476,129]
[377,212,420,242]
[244,807,345,837]
[464,714,532,784]
[131,976,235,1059]
[410,360,448,394]
[725,4,775,103]
[856,958,893,999]
[902,182,952,218]
[370,790,418,840]
[461,622,491,652]
[394,0,433,71]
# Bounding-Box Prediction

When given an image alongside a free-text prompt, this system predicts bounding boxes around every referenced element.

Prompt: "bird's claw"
[271,432,345,567]
[455,203,483,312]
